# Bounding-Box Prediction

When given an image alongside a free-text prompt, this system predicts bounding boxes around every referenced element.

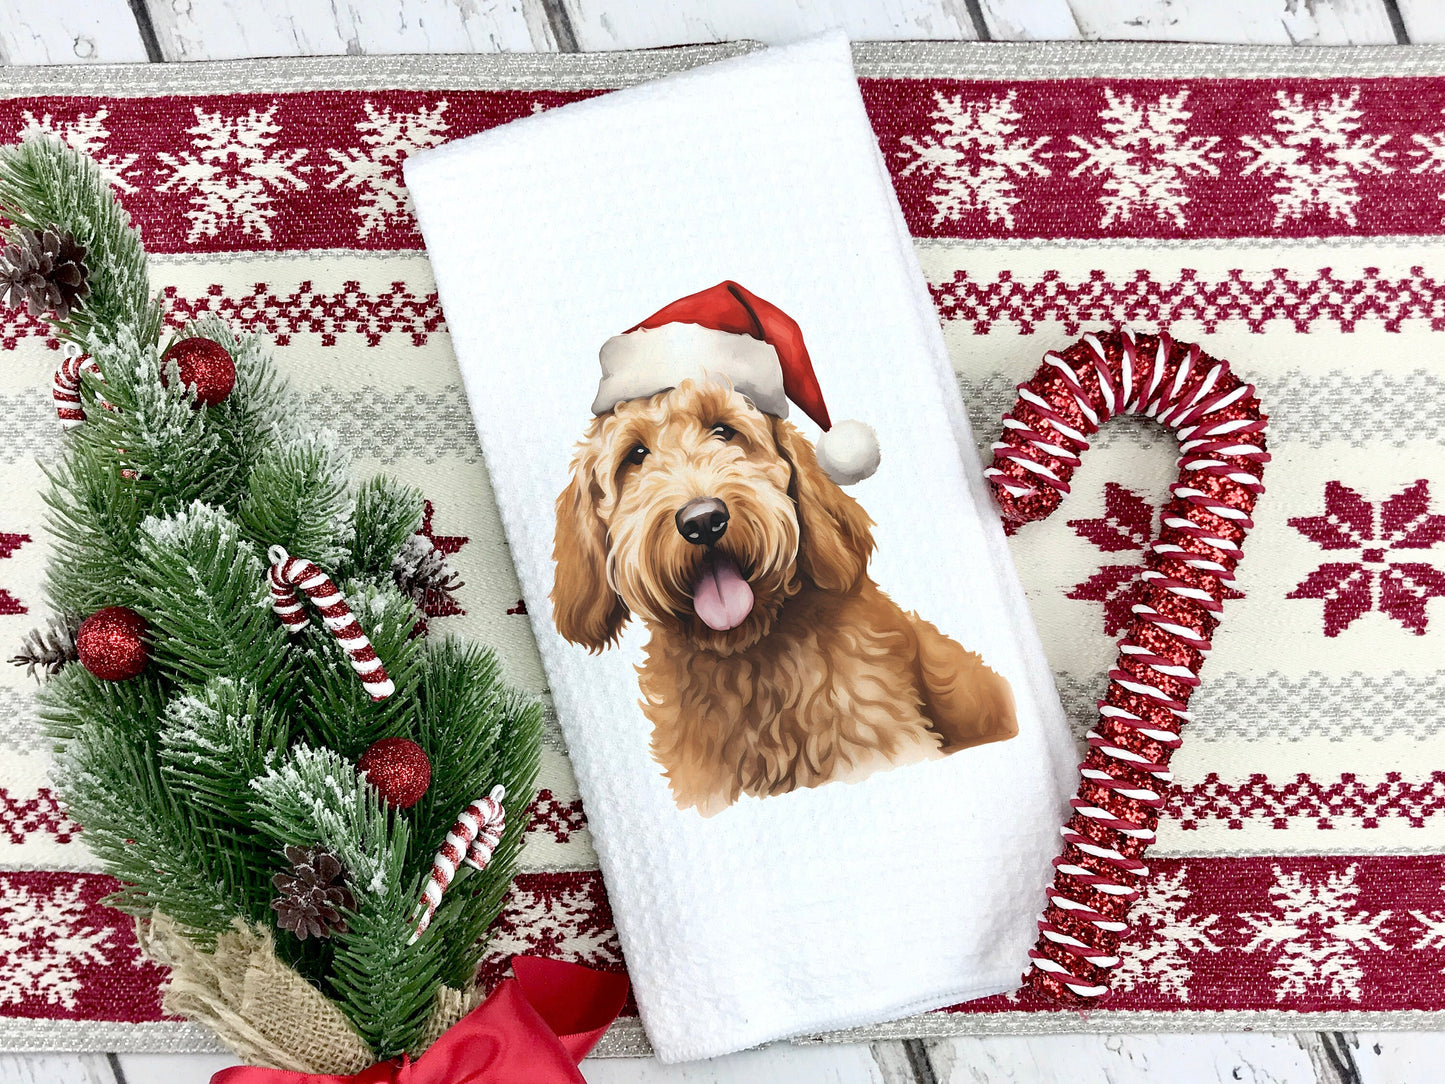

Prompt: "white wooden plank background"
[978,0,1400,44]
[0,0,148,64]
[0,1,1436,1082]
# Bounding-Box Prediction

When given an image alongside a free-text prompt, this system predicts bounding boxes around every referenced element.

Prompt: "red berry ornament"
[358,738,431,809]
[161,337,236,406]
[76,606,149,681]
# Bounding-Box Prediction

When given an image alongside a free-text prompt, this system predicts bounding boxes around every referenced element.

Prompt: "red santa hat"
[592,281,880,485]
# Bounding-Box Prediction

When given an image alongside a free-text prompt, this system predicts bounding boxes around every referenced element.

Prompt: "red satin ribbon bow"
[211,957,629,1084]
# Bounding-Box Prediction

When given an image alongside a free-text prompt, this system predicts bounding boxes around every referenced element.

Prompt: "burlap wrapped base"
[139,914,481,1074]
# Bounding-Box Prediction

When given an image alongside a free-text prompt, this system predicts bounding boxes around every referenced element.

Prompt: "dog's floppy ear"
[551,447,629,651]
[775,419,875,592]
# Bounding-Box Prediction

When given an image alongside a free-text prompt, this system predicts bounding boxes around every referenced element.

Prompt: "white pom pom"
[815,419,880,485]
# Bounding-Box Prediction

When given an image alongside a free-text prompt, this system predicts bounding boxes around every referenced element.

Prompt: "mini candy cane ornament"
[986,330,1268,1006]
[266,545,395,701]
[52,344,102,427]
[53,346,130,474]
[409,785,507,945]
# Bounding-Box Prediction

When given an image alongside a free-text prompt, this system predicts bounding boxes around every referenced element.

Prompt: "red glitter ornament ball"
[357,738,432,809]
[161,337,236,406]
[76,606,149,681]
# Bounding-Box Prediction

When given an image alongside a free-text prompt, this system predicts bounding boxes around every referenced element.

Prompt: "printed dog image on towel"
[552,282,1017,815]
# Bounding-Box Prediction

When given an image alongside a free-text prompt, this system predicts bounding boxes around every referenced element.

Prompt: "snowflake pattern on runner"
[1,262,1435,355]
[1067,88,1221,226]
[1170,771,1445,831]
[0,876,114,1011]
[1238,863,1392,1002]
[325,100,450,239]
[897,90,1050,228]
[927,264,1445,335]
[19,109,139,194]
[1238,87,1396,226]
[1112,867,1221,1002]
[155,280,443,348]
[1065,483,1155,636]
[527,791,587,846]
[1287,479,1445,637]
[475,873,622,991]
[1408,883,1445,970]
[1409,110,1445,222]
[156,104,310,241]
[0,526,30,616]
[1065,483,1239,636]
[0,789,75,845]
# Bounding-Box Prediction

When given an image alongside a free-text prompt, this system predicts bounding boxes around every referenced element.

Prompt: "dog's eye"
[626,444,650,466]
[711,424,736,442]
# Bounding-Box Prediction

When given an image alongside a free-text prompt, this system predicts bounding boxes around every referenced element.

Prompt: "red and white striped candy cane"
[266,545,395,701]
[986,329,1268,1005]
[409,785,507,945]
[52,346,101,428]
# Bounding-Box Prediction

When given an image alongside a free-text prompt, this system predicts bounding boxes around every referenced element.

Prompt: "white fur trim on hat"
[593,324,788,418]
[816,419,880,485]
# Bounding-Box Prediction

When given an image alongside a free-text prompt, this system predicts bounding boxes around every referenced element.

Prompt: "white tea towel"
[405,33,1076,1062]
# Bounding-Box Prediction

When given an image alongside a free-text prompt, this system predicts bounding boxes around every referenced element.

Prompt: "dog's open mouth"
[690,551,754,632]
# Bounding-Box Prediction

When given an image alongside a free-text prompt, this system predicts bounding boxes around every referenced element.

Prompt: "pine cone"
[392,533,464,615]
[271,845,355,941]
[0,227,91,320]
[9,615,80,679]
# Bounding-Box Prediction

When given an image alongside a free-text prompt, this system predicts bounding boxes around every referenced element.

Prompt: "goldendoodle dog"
[551,376,1018,816]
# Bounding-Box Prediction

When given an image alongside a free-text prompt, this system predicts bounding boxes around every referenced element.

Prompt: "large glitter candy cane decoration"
[266,545,395,701]
[409,785,507,945]
[985,329,1268,1005]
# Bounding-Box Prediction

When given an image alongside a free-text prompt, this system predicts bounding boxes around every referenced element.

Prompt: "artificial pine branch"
[238,433,355,570]
[158,678,285,825]
[13,133,546,1068]
[407,640,508,886]
[78,324,255,509]
[130,504,297,701]
[350,476,425,581]
[40,447,150,617]
[182,317,292,466]
[38,661,170,746]
[430,685,543,993]
[42,667,272,935]
[250,746,411,934]
[329,880,445,1058]
[52,725,256,936]
[0,135,160,350]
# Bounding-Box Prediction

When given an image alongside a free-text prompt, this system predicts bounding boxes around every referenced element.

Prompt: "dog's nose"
[676,497,729,546]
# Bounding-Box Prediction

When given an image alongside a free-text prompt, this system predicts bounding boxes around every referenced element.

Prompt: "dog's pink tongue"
[692,554,754,632]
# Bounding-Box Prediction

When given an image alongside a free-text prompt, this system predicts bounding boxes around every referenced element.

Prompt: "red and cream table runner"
[0,43,1443,1052]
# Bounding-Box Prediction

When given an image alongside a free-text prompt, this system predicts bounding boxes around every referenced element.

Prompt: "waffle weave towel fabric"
[405,33,1076,1062]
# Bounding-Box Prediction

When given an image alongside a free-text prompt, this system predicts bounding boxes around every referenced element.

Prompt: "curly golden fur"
[552,379,1017,815]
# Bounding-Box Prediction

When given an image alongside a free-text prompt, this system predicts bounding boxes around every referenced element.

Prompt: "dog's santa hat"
[593,281,880,485]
